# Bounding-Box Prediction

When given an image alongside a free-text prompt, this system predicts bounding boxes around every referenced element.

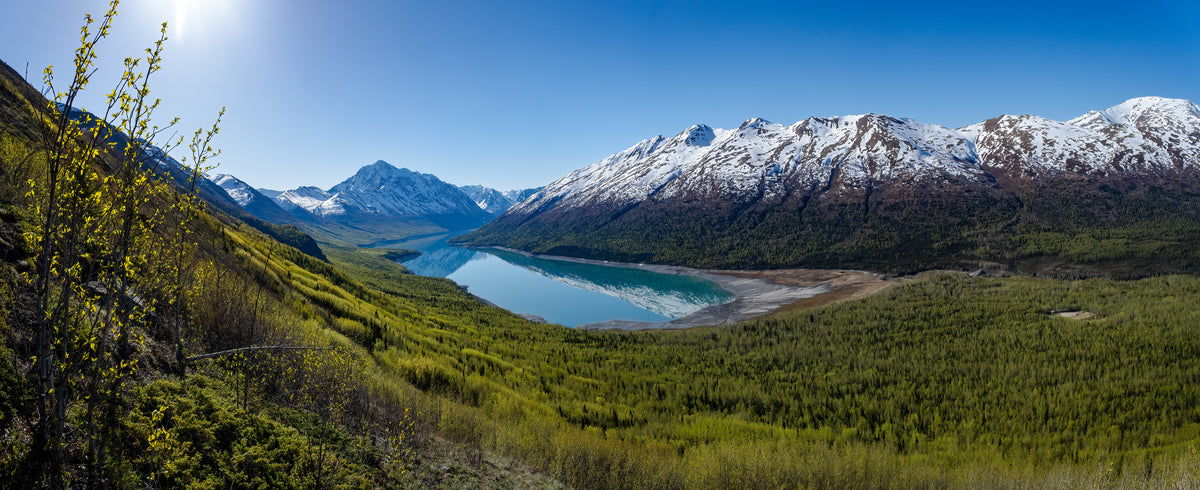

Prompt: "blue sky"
[2,0,1198,191]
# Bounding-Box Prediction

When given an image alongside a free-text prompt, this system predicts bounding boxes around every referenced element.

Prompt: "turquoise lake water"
[381,233,733,327]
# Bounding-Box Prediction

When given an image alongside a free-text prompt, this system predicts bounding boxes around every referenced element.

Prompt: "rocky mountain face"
[460,97,1200,274]
[220,161,494,246]
[212,174,302,225]
[273,161,491,229]
[459,185,543,216]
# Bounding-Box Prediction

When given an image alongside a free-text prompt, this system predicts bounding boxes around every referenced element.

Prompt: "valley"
[2,2,1200,487]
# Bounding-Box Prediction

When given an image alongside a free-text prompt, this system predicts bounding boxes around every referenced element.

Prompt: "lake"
[378,232,734,327]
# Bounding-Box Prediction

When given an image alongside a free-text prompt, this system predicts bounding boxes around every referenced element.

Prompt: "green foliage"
[240,215,328,262]
[0,3,428,487]
[307,246,1200,487]
[117,375,384,488]
[16,3,232,483]
[3,2,1200,488]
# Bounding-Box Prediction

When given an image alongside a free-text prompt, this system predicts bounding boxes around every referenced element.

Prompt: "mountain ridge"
[459,184,543,216]
[460,97,1200,274]
[223,161,494,246]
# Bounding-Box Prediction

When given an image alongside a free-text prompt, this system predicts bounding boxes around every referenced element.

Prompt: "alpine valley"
[9,13,1200,484]
[459,97,1200,276]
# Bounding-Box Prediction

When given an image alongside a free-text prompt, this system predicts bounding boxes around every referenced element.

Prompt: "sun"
[170,0,236,42]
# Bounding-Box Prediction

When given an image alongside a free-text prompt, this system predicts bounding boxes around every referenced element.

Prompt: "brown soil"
[406,435,563,489]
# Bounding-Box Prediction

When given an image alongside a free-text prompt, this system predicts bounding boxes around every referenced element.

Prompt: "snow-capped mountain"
[460,97,1200,272]
[511,97,1198,216]
[212,174,302,225]
[212,174,256,207]
[505,187,541,203]
[276,186,342,216]
[329,161,485,219]
[264,161,492,241]
[459,185,512,215]
[960,97,1200,178]
[459,185,543,216]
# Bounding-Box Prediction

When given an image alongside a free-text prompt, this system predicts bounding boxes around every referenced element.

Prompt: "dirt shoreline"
[479,247,893,330]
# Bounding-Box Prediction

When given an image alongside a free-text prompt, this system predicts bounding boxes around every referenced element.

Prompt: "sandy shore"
[481,247,892,330]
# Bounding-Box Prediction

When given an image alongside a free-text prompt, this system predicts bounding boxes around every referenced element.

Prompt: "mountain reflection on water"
[377,232,732,326]
[398,240,482,278]
[482,248,731,319]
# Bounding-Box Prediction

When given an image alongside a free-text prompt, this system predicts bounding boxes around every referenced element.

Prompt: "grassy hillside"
[175,214,1200,487]
[2,4,1199,488]
[318,249,1200,487]
[0,10,550,485]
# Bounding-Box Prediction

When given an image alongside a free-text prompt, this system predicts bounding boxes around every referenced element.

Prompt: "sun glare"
[169,0,236,42]
[173,0,190,39]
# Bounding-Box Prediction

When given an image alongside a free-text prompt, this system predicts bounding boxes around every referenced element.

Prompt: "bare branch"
[185,345,334,363]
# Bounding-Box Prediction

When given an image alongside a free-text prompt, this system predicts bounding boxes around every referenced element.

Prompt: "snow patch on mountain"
[277,186,334,214]
[459,185,543,215]
[513,113,986,214]
[269,161,490,229]
[511,97,1200,217]
[212,174,254,207]
[136,140,186,172]
[1070,96,1200,129]
[460,185,513,215]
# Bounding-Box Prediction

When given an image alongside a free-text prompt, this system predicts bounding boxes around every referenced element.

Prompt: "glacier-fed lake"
[377,232,733,327]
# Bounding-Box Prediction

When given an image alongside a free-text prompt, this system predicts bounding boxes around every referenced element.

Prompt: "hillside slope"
[6,27,1200,490]
[0,53,557,487]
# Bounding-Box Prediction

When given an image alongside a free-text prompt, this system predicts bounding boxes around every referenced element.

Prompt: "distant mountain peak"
[348,160,411,182]
[211,174,253,206]
[459,184,545,216]
[738,117,775,130]
[270,160,491,229]
[682,124,717,146]
[1070,96,1200,129]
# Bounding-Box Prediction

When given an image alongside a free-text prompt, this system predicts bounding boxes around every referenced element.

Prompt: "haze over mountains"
[216,161,539,246]
[459,185,541,216]
[460,97,1200,273]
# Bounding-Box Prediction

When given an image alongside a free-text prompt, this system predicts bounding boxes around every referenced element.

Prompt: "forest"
[1,2,1199,488]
